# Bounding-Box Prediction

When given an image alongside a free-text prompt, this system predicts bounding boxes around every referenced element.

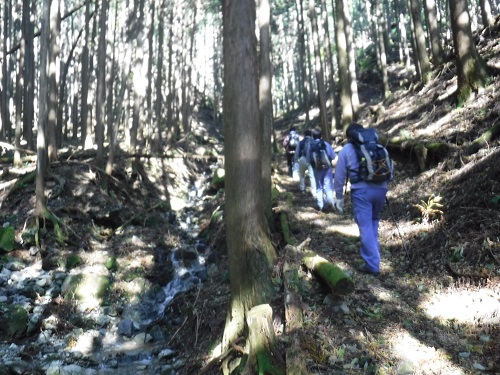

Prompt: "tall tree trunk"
[23,0,34,151]
[96,0,108,166]
[1,0,11,141]
[335,0,353,129]
[154,0,165,152]
[14,0,25,167]
[321,0,337,131]
[296,0,310,124]
[131,0,145,152]
[449,0,489,105]
[479,0,494,28]
[343,0,360,120]
[80,0,91,147]
[410,0,432,83]
[258,0,274,227]
[47,0,60,163]
[36,0,50,219]
[222,2,279,373]
[308,0,329,140]
[424,0,444,66]
[375,0,390,99]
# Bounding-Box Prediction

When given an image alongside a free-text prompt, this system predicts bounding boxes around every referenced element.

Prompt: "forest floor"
[1,25,500,375]
[172,32,500,374]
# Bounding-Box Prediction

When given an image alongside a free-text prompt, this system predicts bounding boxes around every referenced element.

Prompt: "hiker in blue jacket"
[306,128,336,212]
[333,123,393,276]
[294,129,316,197]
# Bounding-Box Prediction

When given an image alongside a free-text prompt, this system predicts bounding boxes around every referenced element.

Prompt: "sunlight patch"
[388,329,465,374]
[420,289,500,325]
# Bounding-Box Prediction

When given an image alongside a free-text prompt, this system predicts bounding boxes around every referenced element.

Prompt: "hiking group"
[282,123,394,276]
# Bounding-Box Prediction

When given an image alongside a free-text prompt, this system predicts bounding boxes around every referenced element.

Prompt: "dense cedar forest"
[1,0,500,374]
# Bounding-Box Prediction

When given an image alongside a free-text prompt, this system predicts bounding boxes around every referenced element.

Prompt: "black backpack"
[299,137,313,158]
[310,140,331,170]
[347,127,392,183]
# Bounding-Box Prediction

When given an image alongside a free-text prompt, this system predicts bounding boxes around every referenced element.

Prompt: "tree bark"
[409,0,432,83]
[258,0,274,228]
[424,0,444,66]
[335,0,353,129]
[308,0,329,141]
[244,305,285,375]
[96,0,108,166]
[284,243,308,375]
[449,0,489,105]
[222,2,278,370]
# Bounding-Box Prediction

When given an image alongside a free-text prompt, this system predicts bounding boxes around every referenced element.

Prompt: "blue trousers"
[351,187,387,272]
[313,168,334,210]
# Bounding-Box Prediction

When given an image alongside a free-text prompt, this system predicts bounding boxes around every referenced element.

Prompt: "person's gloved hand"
[334,198,344,213]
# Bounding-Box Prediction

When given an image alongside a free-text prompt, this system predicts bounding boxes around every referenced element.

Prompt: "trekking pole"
[385,197,411,267]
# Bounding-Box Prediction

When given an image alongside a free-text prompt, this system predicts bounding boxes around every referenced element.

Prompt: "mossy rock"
[61,272,111,310]
[0,303,28,339]
[210,168,225,192]
[0,226,15,252]
[105,256,118,271]
[66,254,82,270]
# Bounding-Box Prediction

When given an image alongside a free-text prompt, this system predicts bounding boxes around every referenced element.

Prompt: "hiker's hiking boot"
[358,264,379,276]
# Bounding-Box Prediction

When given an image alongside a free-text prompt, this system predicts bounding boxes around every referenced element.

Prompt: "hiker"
[333,123,394,276]
[306,128,336,212]
[283,127,300,177]
[294,129,316,197]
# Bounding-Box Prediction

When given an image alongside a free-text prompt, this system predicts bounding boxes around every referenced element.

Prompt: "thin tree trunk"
[335,0,353,129]
[344,0,360,119]
[410,0,432,83]
[308,0,329,140]
[36,0,50,219]
[479,0,494,28]
[258,0,274,227]
[425,0,444,66]
[376,0,390,99]
[296,0,310,124]
[154,0,165,152]
[96,0,108,166]
[80,0,91,147]
[47,0,60,163]
[449,0,489,104]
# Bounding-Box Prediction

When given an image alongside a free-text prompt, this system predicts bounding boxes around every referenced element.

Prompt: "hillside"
[0,25,499,375]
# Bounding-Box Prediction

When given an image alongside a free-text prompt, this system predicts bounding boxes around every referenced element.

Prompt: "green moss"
[105,256,118,271]
[66,254,82,270]
[280,212,294,245]
[0,303,28,339]
[0,226,15,252]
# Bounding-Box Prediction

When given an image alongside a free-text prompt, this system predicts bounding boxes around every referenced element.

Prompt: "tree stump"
[244,304,285,375]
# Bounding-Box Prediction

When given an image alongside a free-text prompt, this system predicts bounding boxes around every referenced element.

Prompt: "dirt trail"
[274,154,499,375]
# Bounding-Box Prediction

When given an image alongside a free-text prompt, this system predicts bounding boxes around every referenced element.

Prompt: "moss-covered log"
[382,135,450,171]
[466,119,500,155]
[302,252,354,295]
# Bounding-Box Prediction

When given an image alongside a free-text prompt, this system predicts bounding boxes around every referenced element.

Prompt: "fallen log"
[302,251,354,296]
[381,134,451,171]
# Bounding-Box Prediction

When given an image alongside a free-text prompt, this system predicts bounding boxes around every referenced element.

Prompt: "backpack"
[348,127,392,183]
[299,137,313,158]
[285,131,300,153]
[311,140,331,170]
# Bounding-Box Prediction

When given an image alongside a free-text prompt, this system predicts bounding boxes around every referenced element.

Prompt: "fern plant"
[414,194,444,222]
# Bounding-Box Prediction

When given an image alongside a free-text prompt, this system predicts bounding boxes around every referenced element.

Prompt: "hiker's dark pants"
[286,152,295,176]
